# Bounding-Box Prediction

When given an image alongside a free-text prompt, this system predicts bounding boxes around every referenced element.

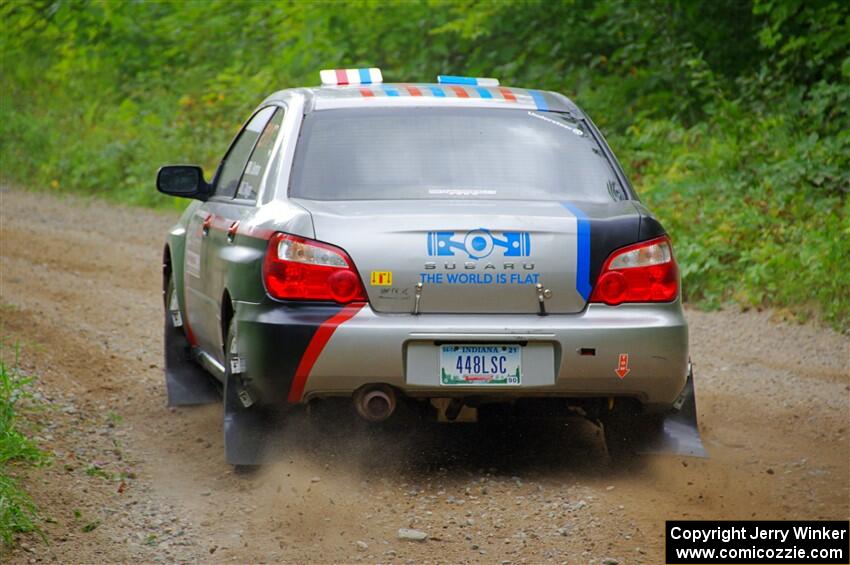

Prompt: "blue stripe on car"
[561,202,592,300]
[429,86,446,97]
[382,85,400,97]
[474,87,493,99]
[358,68,371,84]
[529,90,548,111]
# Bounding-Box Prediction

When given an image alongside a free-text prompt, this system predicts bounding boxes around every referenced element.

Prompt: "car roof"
[262,83,584,117]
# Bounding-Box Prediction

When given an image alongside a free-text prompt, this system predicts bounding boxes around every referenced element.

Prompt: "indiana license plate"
[439,344,521,386]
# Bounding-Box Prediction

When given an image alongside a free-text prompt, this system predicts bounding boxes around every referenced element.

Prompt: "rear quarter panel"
[223,200,316,305]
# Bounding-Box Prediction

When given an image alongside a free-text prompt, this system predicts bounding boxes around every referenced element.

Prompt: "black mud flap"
[223,372,279,466]
[164,317,221,406]
[640,364,707,457]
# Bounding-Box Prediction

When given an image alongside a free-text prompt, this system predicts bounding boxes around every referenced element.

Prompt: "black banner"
[666,520,849,564]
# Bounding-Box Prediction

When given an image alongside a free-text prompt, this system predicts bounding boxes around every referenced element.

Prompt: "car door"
[183,106,280,359]
[204,106,287,363]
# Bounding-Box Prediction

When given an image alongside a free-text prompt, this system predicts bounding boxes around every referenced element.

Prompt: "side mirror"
[156,165,211,201]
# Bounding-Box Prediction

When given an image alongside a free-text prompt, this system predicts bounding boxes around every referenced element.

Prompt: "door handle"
[227,221,239,243]
[202,214,213,237]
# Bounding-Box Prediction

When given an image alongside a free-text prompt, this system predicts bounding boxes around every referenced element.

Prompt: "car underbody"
[164,289,704,465]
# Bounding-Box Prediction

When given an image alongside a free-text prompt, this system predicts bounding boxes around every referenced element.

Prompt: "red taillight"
[589,235,679,305]
[262,233,367,303]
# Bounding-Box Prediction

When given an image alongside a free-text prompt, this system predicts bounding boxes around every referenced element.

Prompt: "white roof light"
[320,68,383,86]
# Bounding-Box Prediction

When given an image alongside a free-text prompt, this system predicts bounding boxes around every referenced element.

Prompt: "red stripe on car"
[335,69,348,85]
[287,303,365,403]
[499,87,516,102]
[359,88,374,97]
[406,85,422,96]
[451,86,469,98]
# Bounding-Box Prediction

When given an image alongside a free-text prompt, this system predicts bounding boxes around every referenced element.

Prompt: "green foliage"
[0,353,48,547]
[614,83,849,325]
[1,0,847,327]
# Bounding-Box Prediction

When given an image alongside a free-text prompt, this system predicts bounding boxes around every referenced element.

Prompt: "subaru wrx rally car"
[158,69,704,465]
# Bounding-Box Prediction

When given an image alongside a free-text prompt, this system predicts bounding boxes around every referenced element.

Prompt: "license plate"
[439,344,521,386]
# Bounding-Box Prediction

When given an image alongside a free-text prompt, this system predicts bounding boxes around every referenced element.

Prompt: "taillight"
[589,235,679,305]
[262,233,367,303]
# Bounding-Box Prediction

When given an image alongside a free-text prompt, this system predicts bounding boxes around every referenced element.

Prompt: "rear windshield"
[290,107,626,202]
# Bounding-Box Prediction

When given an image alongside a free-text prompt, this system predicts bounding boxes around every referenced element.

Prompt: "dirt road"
[1,188,848,564]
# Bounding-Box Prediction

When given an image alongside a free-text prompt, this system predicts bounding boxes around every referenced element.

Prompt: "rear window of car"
[289,107,626,202]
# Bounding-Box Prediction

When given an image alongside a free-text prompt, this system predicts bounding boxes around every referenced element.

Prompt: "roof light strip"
[355,83,533,103]
[499,87,517,102]
[437,75,500,87]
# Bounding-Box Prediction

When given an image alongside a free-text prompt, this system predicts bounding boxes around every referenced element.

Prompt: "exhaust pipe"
[354,385,396,422]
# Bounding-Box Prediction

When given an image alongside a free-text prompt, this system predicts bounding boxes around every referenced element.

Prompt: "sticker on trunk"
[370,271,393,286]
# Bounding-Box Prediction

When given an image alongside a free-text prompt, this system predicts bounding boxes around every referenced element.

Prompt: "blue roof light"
[437,75,500,87]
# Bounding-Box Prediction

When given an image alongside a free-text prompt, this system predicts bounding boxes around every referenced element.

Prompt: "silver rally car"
[157,68,704,465]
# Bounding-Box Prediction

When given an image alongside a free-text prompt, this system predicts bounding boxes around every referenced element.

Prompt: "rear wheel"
[223,317,278,467]
[163,273,220,406]
[165,276,181,328]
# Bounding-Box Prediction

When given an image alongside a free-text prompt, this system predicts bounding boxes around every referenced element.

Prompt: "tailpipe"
[353,385,397,422]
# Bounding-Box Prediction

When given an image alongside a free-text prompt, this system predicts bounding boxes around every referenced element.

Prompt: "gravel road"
[1,188,848,564]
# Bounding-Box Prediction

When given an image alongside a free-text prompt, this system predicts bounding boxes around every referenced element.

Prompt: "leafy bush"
[0,353,47,547]
[0,0,847,327]
[612,80,849,324]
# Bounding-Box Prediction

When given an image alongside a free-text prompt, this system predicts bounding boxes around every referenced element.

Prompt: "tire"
[164,275,191,337]
[222,317,276,467]
[165,276,179,328]
[163,274,220,406]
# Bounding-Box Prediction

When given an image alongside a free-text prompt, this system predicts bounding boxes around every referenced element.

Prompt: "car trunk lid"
[295,199,640,314]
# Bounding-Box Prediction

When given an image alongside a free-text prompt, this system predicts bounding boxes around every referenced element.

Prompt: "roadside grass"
[0,349,48,547]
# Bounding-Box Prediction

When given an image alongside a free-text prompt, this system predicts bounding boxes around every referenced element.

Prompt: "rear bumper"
[234,300,689,409]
